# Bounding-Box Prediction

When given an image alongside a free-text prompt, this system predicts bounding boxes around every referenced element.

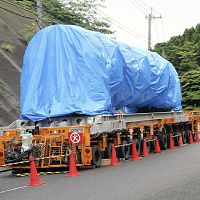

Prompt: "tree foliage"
[15,0,112,33]
[181,70,200,110]
[154,24,200,110]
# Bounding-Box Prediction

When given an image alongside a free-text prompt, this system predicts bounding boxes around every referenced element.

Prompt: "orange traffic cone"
[189,132,194,144]
[169,134,174,149]
[195,131,200,142]
[110,144,120,166]
[154,137,161,153]
[66,151,80,177]
[131,140,141,160]
[179,133,184,147]
[29,155,44,186]
[142,139,149,157]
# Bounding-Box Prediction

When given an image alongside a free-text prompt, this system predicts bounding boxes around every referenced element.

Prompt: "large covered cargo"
[20,25,181,122]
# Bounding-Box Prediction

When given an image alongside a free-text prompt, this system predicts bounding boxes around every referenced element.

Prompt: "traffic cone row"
[28,131,199,187]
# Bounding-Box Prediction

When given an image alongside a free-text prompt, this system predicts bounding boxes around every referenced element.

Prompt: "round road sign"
[70,132,81,144]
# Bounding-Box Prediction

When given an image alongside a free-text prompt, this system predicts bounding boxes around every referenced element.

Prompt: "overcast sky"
[100,0,200,50]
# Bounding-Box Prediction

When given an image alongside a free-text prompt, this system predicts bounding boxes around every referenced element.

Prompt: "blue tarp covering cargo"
[20,25,182,121]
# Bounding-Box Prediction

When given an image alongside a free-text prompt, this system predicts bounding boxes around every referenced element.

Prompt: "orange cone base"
[66,173,80,177]
[131,156,142,161]
[29,181,45,187]
[154,149,161,153]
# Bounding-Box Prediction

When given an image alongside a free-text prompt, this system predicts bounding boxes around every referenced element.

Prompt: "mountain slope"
[0,0,37,126]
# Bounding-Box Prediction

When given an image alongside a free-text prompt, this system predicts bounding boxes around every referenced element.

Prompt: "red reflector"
[0,152,4,157]
[85,148,90,154]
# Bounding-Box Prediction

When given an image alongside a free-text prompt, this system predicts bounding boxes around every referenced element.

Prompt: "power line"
[95,8,148,42]
[133,0,150,12]
[128,0,146,15]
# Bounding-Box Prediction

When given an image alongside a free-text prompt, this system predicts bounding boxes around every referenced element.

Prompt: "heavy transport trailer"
[0,110,200,172]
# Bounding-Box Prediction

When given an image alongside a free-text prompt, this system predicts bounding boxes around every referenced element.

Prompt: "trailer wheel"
[150,136,156,152]
[118,140,130,159]
[181,131,186,144]
[174,134,179,146]
[104,143,113,159]
[185,131,190,143]
[159,134,167,150]
[92,145,102,167]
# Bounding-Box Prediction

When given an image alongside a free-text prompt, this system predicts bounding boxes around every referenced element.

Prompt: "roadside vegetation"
[154,24,200,110]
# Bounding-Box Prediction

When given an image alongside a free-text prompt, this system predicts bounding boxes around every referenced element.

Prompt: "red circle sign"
[70,132,81,144]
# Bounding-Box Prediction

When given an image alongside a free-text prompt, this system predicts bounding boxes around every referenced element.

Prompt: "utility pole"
[36,0,43,29]
[146,8,162,51]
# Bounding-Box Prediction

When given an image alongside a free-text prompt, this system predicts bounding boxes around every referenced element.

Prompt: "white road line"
[0,186,28,194]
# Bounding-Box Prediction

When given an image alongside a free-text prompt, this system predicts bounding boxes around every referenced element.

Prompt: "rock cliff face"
[0,0,37,126]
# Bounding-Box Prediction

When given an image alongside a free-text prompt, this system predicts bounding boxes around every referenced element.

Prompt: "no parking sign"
[69,131,83,144]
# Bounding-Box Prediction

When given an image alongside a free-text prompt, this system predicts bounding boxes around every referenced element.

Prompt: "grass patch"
[1,42,16,53]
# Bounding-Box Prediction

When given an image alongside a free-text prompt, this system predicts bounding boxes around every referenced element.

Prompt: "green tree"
[181,70,200,110]
[15,0,112,34]
[154,24,200,110]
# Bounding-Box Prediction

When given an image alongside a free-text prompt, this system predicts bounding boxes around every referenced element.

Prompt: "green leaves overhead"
[15,0,112,34]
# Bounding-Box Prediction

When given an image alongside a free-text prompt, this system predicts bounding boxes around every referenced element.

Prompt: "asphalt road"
[1,142,200,200]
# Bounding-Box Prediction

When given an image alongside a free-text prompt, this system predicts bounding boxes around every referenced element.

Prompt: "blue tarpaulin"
[20,25,182,121]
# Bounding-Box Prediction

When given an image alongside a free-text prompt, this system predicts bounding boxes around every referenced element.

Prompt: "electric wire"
[95,8,148,42]
[128,0,146,15]
[133,0,150,12]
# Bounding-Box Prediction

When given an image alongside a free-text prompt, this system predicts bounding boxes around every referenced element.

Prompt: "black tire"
[104,143,113,159]
[159,134,168,150]
[185,131,190,143]
[118,140,130,159]
[134,139,141,155]
[92,145,102,167]
[181,131,186,144]
[174,134,179,146]
[150,136,156,152]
